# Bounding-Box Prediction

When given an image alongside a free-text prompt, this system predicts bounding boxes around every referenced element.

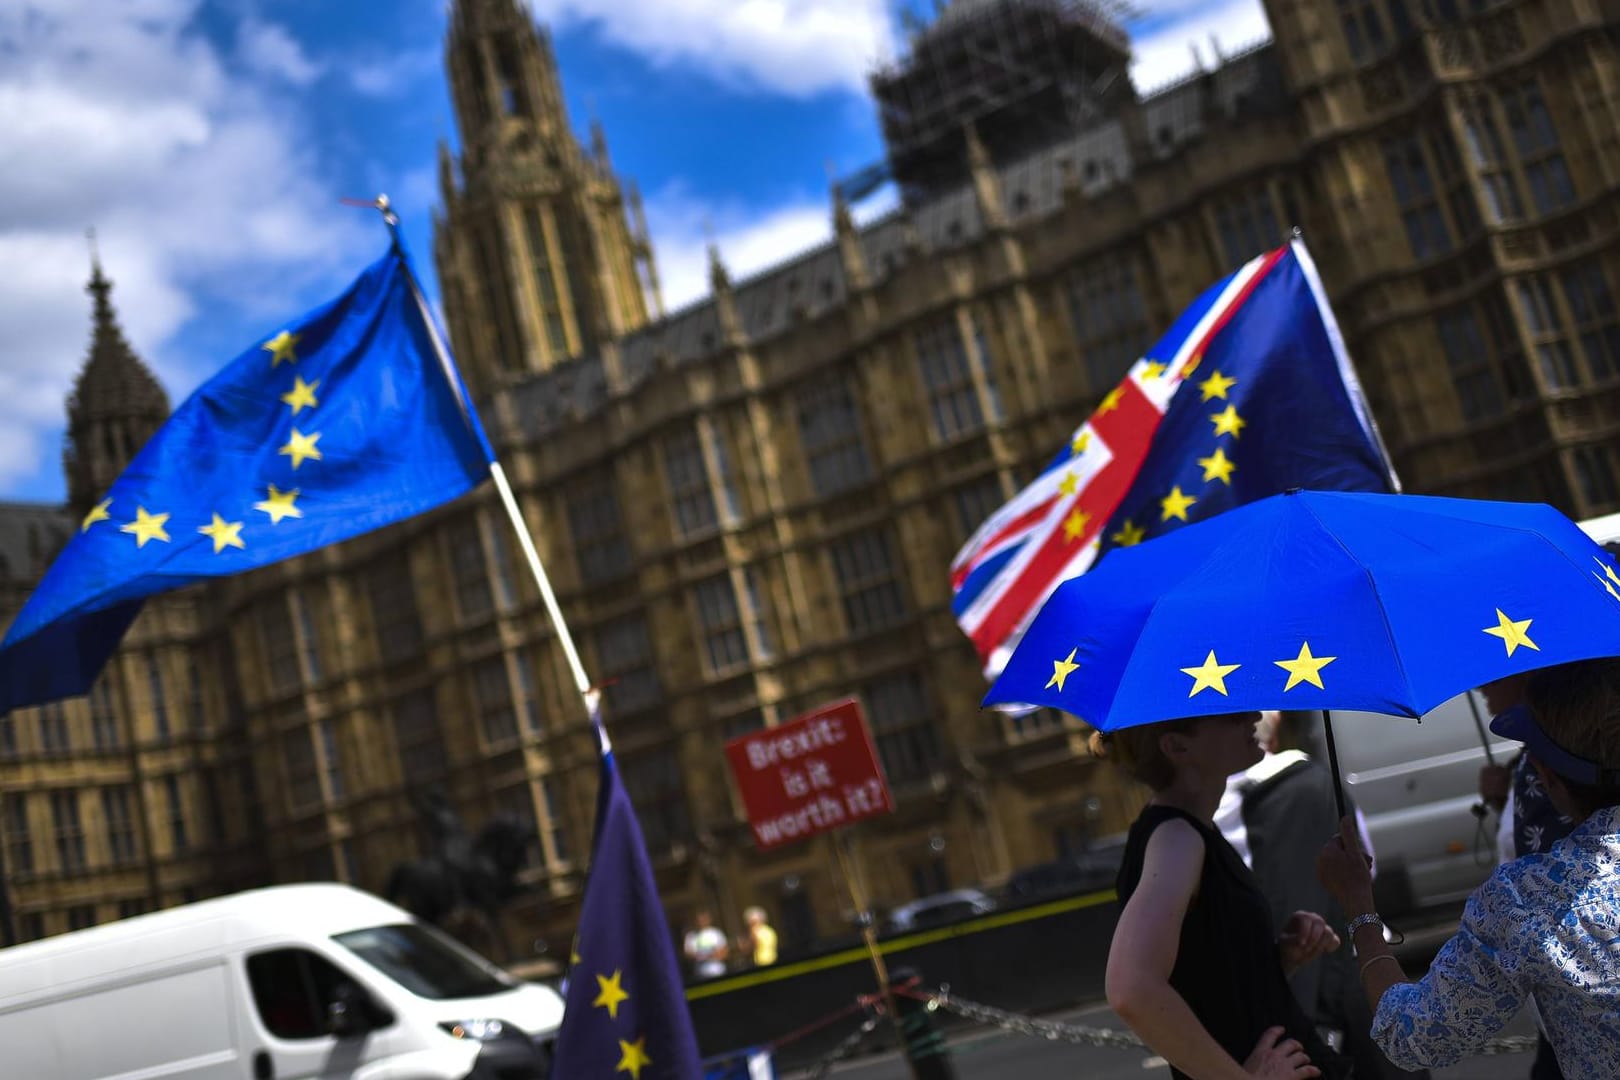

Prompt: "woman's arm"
[1108,819,1315,1080]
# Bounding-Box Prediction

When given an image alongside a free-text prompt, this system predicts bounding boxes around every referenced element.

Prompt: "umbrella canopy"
[985,490,1620,730]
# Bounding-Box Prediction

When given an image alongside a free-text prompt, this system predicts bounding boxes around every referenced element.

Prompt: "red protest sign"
[724,698,894,851]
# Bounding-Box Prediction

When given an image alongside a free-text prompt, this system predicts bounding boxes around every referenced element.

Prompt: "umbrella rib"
[1303,497,1421,718]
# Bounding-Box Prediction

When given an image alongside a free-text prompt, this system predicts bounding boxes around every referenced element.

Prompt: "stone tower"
[63,241,170,520]
[435,0,659,396]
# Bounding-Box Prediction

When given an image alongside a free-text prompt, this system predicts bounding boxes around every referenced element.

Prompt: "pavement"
[796,998,1540,1079]
[780,907,1543,1080]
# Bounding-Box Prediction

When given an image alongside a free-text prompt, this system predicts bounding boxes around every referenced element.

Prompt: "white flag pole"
[364,195,609,752]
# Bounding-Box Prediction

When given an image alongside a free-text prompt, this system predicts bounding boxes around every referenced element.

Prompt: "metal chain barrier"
[897,985,1538,1058]
[909,987,1145,1050]
[804,1008,883,1079]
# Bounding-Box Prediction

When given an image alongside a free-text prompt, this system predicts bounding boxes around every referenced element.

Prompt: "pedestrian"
[737,905,778,967]
[1097,711,1344,1079]
[682,910,729,980]
[1217,712,1426,1080]
[1317,656,1620,1074]
[1474,673,1573,1079]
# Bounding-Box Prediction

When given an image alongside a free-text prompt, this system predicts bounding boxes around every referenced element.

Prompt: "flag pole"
[361,195,608,751]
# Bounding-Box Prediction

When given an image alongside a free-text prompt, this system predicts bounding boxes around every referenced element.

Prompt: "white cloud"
[349,47,440,98]
[527,0,898,97]
[236,17,322,86]
[1129,0,1273,94]
[0,2,372,498]
[642,184,837,312]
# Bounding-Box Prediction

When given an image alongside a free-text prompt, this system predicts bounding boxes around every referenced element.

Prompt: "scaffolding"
[871,0,1137,204]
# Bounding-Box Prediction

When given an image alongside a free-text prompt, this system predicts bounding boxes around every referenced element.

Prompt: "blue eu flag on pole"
[552,702,703,1080]
[0,244,492,713]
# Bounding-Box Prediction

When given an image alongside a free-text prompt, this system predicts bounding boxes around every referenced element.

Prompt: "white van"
[0,883,564,1079]
[1328,690,1516,917]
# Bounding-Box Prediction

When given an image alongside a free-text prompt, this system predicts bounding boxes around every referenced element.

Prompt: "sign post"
[724,698,919,1076]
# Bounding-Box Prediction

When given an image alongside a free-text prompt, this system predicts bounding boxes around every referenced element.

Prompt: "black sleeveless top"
[1116,804,1341,1080]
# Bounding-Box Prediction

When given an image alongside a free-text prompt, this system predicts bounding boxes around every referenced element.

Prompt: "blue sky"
[0,0,1269,505]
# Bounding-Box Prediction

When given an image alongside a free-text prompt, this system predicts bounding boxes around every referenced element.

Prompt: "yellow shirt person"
[741,906,777,966]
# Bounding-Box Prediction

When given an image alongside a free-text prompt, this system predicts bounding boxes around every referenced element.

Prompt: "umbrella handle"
[1464,691,1497,767]
[1322,710,1349,823]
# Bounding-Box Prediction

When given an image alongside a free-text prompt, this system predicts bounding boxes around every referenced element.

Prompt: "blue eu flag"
[0,245,492,713]
[1095,240,1395,559]
[552,709,703,1080]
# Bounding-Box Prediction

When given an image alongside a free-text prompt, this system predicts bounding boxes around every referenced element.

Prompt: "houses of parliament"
[3,0,1619,960]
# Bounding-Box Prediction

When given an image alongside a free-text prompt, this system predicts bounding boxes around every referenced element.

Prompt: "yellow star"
[1483,608,1538,657]
[1141,360,1168,380]
[1160,486,1197,522]
[197,513,245,554]
[262,329,301,367]
[81,498,111,532]
[1595,559,1620,602]
[279,428,323,469]
[1112,519,1145,547]
[615,1036,652,1079]
[119,506,171,548]
[1063,507,1092,541]
[593,970,630,1019]
[1181,650,1241,697]
[1210,404,1247,438]
[1045,648,1080,692]
[1197,446,1236,485]
[1058,472,1079,497]
[1183,352,1203,375]
[253,485,303,524]
[280,375,320,415]
[1597,571,1620,603]
[1096,385,1125,415]
[1199,370,1238,401]
[1274,642,1337,691]
[1071,430,1091,455]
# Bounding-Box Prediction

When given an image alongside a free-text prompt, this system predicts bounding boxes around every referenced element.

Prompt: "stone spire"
[64,232,170,518]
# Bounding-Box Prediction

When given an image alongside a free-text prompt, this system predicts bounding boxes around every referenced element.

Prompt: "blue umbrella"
[985,490,1620,809]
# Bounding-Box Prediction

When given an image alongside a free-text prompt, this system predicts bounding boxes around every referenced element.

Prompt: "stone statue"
[384,788,537,961]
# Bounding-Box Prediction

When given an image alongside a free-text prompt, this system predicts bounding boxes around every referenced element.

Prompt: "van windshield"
[333,924,516,1001]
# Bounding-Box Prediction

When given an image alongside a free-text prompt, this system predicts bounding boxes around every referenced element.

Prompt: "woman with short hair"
[1100,711,1343,1079]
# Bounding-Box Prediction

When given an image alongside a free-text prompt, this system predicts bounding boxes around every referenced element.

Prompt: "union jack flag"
[952,239,1395,683]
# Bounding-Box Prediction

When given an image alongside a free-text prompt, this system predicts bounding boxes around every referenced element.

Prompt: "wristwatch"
[1346,912,1384,939]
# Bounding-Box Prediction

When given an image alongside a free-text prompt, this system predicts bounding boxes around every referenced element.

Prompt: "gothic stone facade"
[4,0,1620,962]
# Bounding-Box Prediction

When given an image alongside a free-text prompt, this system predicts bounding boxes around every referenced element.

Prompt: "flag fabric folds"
[951,239,1394,682]
[0,245,492,713]
[552,709,703,1080]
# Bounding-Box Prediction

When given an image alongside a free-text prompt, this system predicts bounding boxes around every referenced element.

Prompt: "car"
[1002,840,1126,903]
[884,888,997,932]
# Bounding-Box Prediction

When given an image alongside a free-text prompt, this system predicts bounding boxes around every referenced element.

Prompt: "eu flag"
[552,709,703,1080]
[0,245,492,713]
[951,239,1394,682]
[1094,241,1395,560]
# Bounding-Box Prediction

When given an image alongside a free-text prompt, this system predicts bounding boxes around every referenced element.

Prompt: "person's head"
[1492,658,1620,821]
[693,911,713,929]
[1481,672,1531,717]
[1088,711,1262,791]
[743,906,767,927]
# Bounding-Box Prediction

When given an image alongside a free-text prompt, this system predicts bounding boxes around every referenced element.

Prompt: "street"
[802,998,1540,1080]
[783,912,1542,1080]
